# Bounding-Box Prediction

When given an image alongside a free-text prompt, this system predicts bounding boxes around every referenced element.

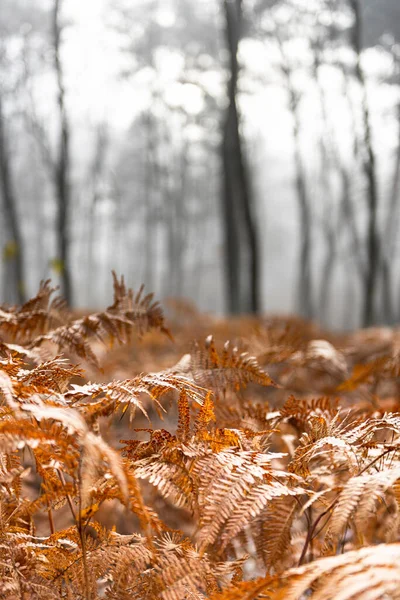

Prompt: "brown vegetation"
[0,274,400,599]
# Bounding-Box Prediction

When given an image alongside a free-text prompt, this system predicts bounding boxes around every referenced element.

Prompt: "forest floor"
[1,282,399,598]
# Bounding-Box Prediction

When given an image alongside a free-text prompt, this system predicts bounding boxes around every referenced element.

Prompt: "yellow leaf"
[50,257,65,275]
[80,503,99,523]
[2,241,18,261]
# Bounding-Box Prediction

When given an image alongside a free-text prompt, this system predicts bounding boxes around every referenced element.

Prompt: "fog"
[1,0,400,329]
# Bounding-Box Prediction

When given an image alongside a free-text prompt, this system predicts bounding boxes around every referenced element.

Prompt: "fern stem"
[57,469,77,522]
[298,497,338,566]
[46,496,55,535]
[358,446,396,476]
[78,455,91,600]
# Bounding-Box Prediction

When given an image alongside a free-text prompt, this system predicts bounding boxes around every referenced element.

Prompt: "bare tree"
[311,22,364,327]
[381,101,400,323]
[349,0,380,326]
[312,35,336,324]
[84,122,109,303]
[143,112,156,292]
[222,0,260,314]
[274,31,314,319]
[52,0,72,304]
[20,0,72,304]
[0,88,26,304]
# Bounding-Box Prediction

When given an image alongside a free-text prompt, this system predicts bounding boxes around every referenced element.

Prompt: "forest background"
[1,0,400,329]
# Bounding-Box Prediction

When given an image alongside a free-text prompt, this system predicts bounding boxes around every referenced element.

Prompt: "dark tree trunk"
[86,124,108,304]
[53,0,72,305]
[143,113,155,292]
[381,102,400,323]
[0,90,26,305]
[222,0,260,314]
[292,113,313,320]
[350,0,380,327]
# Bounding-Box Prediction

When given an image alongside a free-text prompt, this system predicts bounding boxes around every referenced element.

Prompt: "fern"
[171,335,277,394]
[211,543,400,599]
[24,273,170,367]
[1,277,400,599]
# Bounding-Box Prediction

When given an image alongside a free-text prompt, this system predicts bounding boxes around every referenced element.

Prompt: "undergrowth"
[0,273,400,599]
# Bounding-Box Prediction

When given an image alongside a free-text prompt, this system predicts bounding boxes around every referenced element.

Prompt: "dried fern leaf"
[211,543,400,600]
[279,395,339,430]
[1,404,129,502]
[324,466,400,547]
[67,372,206,423]
[253,496,298,571]
[181,336,278,393]
[29,274,171,367]
[192,448,305,552]
[0,280,68,343]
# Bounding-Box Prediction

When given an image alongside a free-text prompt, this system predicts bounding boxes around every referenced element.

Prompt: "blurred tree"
[277,30,313,319]
[349,0,380,326]
[20,0,73,304]
[255,1,315,319]
[222,0,260,314]
[0,5,29,304]
[310,5,362,326]
[0,88,26,304]
[83,122,110,304]
[52,0,72,305]
[380,46,400,324]
[112,0,224,307]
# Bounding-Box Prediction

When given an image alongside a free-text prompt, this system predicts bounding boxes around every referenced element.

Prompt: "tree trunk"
[381,102,400,323]
[350,0,380,327]
[0,90,26,305]
[53,0,72,305]
[86,124,108,305]
[222,0,260,314]
[143,113,155,292]
[293,130,313,320]
[276,30,313,319]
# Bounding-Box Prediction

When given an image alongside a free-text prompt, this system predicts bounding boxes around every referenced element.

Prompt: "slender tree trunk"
[276,31,313,319]
[173,139,188,298]
[53,0,72,305]
[222,0,260,314]
[293,127,313,319]
[350,0,380,326]
[312,46,338,324]
[143,113,155,291]
[86,124,108,305]
[338,70,367,329]
[0,90,26,305]
[381,102,400,323]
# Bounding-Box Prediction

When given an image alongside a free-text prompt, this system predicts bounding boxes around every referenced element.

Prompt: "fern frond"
[100,532,154,599]
[0,534,62,599]
[288,412,376,477]
[253,496,298,571]
[193,448,305,552]
[290,340,348,380]
[1,404,129,502]
[176,336,277,394]
[324,466,400,550]
[0,369,15,407]
[110,532,242,600]
[67,372,206,423]
[18,357,83,392]
[339,355,400,391]
[279,395,339,431]
[133,441,197,511]
[0,280,68,343]
[211,543,400,600]
[28,274,170,367]
[194,391,216,434]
